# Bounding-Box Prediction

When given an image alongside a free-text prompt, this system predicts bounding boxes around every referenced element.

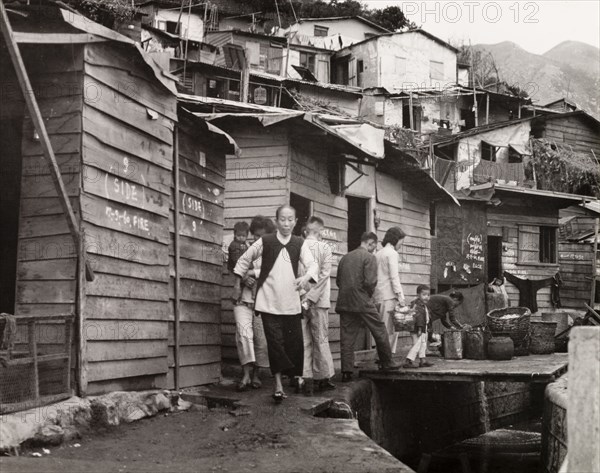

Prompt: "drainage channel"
[338,378,546,473]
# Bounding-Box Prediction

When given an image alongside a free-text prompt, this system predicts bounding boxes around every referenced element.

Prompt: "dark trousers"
[260,313,304,377]
[339,309,393,373]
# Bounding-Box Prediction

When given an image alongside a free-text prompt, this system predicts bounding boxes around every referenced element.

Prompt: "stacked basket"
[486,307,532,356]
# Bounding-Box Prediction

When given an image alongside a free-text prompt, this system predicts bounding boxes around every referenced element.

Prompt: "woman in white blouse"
[374,227,406,354]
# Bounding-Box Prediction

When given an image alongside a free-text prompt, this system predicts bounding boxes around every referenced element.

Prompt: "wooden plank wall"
[168,124,225,388]
[289,144,434,359]
[221,121,290,361]
[540,116,600,156]
[487,201,560,313]
[220,121,434,363]
[80,42,176,394]
[558,242,594,310]
[377,184,432,299]
[14,46,84,363]
[290,144,348,363]
[375,180,433,349]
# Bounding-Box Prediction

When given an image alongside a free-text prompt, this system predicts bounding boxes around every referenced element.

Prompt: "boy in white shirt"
[300,216,336,395]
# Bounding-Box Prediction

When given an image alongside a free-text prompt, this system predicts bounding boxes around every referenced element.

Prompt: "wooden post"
[28,321,39,400]
[470,40,478,127]
[182,0,192,79]
[202,1,208,38]
[173,127,181,391]
[241,65,250,103]
[486,93,490,125]
[64,316,73,395]
[408,92,414,131]
[518,99,522,118]
[591,217,599,307]
[473,90,478,127]
[77,225,88,394]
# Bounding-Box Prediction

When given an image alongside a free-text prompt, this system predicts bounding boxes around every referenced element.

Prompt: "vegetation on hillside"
[531,139,600,197]
[247,0,415,31]
[69,0,138,26]
[63,0,415,35]
[453,42,531,98]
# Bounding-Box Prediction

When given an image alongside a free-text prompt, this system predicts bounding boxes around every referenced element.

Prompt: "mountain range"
[472,40,599,118]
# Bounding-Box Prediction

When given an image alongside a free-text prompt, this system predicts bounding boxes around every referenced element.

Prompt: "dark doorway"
[402,105,421,132]
[0,118,24,313]
[290,193,311,237]
[346,196,368,251]
[487,236,503,282]
[461,108,476,130]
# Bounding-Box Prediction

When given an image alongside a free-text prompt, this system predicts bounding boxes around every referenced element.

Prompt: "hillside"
[544,40,600,75]
[472,41,599,118]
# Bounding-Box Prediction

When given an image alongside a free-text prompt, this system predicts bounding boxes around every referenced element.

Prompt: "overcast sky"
[363,1,600,54]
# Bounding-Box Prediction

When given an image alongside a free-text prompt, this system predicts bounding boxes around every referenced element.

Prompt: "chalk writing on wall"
[104,206,150,234]
[104,158,147,208]
[465,233,484,270]
[182,193,204,217]
[321,228,338,241]
[559,253,586,261]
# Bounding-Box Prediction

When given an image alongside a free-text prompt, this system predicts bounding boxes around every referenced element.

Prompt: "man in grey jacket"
[336,232,400,381]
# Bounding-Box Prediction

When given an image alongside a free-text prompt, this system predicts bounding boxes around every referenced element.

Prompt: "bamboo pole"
[409,92,414,131]
[183,0,192,72]
[470,40,478,127]
[173,127,181,391]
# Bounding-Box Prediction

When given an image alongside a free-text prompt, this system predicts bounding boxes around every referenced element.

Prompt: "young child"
[228,221,250,273]
[403,284,434,369]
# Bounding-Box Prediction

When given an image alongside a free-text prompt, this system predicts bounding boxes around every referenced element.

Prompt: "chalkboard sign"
[435,202,487,285]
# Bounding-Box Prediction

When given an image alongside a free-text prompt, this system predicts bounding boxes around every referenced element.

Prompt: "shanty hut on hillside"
[178,95,456,364]
[429,117,598,326]
[559,202,600,310]
[0,5,233,410]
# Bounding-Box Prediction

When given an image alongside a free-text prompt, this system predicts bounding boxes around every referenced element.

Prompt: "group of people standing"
[228,205,466,403]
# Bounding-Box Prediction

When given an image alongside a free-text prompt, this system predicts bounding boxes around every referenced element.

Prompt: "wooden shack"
[1,6,231,403]
[430,116,598,318]
[432,183,591,319]
[531,111,600,157]
[179,96,454,364]
[559,203,600,310]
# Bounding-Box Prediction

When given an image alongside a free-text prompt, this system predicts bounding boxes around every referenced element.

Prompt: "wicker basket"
[486,307,532,356]
[529,321,557,354]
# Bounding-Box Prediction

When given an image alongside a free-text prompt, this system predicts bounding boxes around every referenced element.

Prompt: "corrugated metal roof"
[179,94,385,159]
[494,184,593,202]
[178,93,287,112]
[431,117,534,147]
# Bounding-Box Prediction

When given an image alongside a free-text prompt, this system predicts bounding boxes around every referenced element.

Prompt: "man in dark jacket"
[336,232,400,381]
[427,292,465,330]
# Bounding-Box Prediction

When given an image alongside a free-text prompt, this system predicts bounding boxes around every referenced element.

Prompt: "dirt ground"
[0,379,409,473]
